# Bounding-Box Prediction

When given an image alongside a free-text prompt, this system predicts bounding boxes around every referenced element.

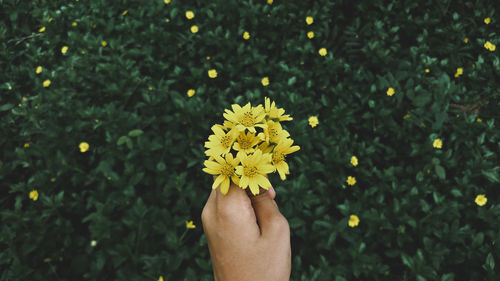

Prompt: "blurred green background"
[1,0,499,280]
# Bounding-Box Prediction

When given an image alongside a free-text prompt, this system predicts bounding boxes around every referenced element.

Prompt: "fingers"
[250,187,286,237]
[268,186,276,200]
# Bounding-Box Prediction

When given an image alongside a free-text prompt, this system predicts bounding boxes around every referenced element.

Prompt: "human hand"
[201,179,291,281]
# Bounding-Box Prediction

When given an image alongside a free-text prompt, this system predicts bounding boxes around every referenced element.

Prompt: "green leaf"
[0,103,14,111]
[441,273,455,281]
[435,165,446,180]
[128,129,144,137]
[287,76,296,86]
[486,253,495,270]
[117,136,131,146]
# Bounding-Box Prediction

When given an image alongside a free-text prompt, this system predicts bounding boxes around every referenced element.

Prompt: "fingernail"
[268,186,276,200]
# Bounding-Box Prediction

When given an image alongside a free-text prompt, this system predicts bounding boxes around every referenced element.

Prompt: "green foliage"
[1,0,499,280]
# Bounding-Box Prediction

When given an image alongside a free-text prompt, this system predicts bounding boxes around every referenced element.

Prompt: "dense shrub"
[1,0,499,280]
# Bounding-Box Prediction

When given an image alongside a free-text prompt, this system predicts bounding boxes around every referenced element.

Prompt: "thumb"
[249,187,283,236]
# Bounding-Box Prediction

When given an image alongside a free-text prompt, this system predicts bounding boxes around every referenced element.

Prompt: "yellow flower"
[318,48,327,56]
[386,87,395,96]
[484,41,496,51]
[101,41,107,47]
[185,10,195,20]
[350,156,358,167]
[203,153,240,194]
[39,26,46,32]
[187,89,195,97]
[264,97,292,121]
[307,31,314,39]
[348,215,360,227]
[186,220,196,229]
[24,143,30,148]
[306,16,314,25]
[267,0,273,4]
[204,125,240,157]
[475,194,487,206]
[79,142,90,153]
[233,131,261,154]
[122,10,128,16]
[433,138,443,149]
[271,138,300,180]
[43,80,51,87]
[261,77,269,86]
[206,56,211,60]
[454,67,463,78]
[347,176,356,186]
[208,69,217,78]
[223,102,267,133]
[190,25,199,33]
[308,116,319,127]
[36,66,42,74]
[72,22,77,27]
[235,150,274,195]
[48,18,53,23]
[61,46,69,54]
[164,0,170,3]
[158,276,164,281]
[484,17,491,24]
[243,31,250,40]
[477,118,483,122]
[425,68,430,73]
[464,37,469,43]
[403,113,411,119]
[29,190,39,201]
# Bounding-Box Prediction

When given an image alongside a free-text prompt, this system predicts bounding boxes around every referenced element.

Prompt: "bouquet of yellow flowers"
[202,97,300,195]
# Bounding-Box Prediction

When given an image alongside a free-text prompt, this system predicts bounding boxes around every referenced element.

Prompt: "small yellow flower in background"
[51,177,56,182]
[101,41,108,47]
[347,176,356,186]
[307,31,314,39]
[318,48,327,56]
[22,96,28,102]
[206,56,211,60]
[208,69,217,78]
[61,46,69,54]
[122,10,128,16]
[475,194,487,206]
[39,26,46,32]
[386,87,395,96]
[187,89,195,97]
[267,0,273,4]
[484,41,496,51]
[158,276,164,281]
[164,0,170,4]
[306,16,314,25]
[90,240,97,247]
[350,156,358,167]
[403,113,411,119]
[425,68,430,73]
[79,142,90,153]
[72,22,77,27]
[348,215,360,227]
[43,80,51,87]
[484,17,491,24]
[477,118,483,122]
[308,116,319,128]
[243,31,250,40]
[190,25,199,33]
[29,190,39,201]
[261,77,269,86]
[24,143,30,148]
[43,258,52,263]
[48,18,53,23]
[433,138,443,149]
[92,24,97,28]
[454,67,463,78]
[185,11,195,19]
[186,220,196,229]
[464,37,469,43]
[36,66,42,74]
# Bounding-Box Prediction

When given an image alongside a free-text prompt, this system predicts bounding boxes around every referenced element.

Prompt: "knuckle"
[271,214,289,232]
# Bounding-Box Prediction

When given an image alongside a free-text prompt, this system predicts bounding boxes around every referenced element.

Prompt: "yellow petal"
[220,177,231,194]
[212,175,225,190]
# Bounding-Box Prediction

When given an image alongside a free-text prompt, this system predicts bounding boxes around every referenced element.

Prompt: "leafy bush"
[1,0,498,280]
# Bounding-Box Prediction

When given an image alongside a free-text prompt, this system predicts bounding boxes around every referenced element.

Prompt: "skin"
[201,179,291,281]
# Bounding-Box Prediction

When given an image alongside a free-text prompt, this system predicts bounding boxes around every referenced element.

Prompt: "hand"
[201,179,291,281]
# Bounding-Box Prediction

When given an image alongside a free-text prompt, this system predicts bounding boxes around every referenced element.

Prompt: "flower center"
[243,166,257,177]
[221,135,232,148]
[239,111,255,127]
[272,152,285,163]
[238,136,252,150]
[221,163,234,177]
